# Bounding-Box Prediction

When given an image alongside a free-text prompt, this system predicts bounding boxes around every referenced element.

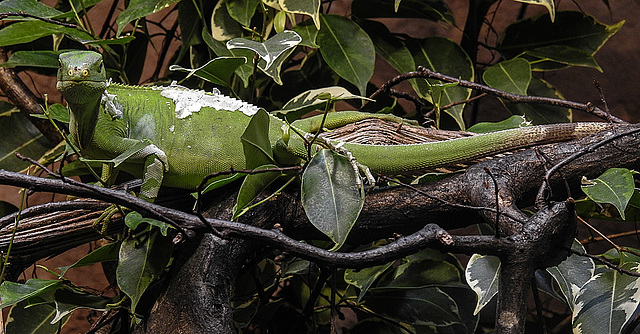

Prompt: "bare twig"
[367,67,628,124]
[568,248,640,277]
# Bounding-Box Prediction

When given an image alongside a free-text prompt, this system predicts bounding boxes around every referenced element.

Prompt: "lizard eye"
[82,69,89,76]
[68,69,73,76]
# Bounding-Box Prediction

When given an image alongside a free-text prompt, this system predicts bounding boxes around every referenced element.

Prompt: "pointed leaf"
[498,12,623,61]
[58,242,121,276]
[0,106,52,172]
[5,300,69,334]
[116,0,180,35]
[573,262,640,334]
[547,240,595,310]
[582,168,635,220]
[524,45,601,71]
[226,0,261,27]
[241,109,275,169]
[117,228,174,312]
[0,0,64,19]
[352,0,454,24]
[51,289,111,323]
[0,279,62,308]
[279,0,321,28]
[364,287,461,326]
[125,211,173,236]
[378,259,462,290]
[0,50,65,69]
[345,262,394,302]
[503,78,571,124]
[482,58,531,95]
[317,14,374,96]
[227,30,301,70]
[275,86,370,120]
[233,164,283,219]
[169,56,246,87]
[513,0,555,21]
[301,149,364,249]
[211,0,243,41]
[465,254,500,315]
[408,37,473,129]
[467,115,530,133]
[292,18,319,48]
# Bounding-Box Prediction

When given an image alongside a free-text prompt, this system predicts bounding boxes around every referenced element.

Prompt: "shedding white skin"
[159,87,260,119]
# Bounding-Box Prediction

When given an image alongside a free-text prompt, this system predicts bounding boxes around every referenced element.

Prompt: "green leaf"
[0,50,65,68]
[279,0,321,29]
[176,0,202,61]
[572,262,640,334]
[275,86,370,121]
[58,242,121,277]
[51,289,111,323]
[292,18,319,48]
[233,164,283,219]
[31,104,70,123]
[5,300,69,334]
[274,10,287,33]
[465,254,500,315]
[547,240,595,311]
[352,0,454,24]
[317,14,375,96]
[199,173,245,196]
[408,37,473,129]
[497,11,623,62]
[467,115,530,133]
[169,57,247,87]
[227,30,302,71]
[0,0,64,19]
[125,211,173,236]
[0,21,65,46]
[513,0,555,21]
[84,36,137,46]
[482,58,531,95]
[202,29,254,86]
[581,168,635,220]
[0,106,53,172]
[360,20,416,76]
[0,279,62,308]
[226,0,261,27]
[117,227,174,312]
[116,0,181,35]
[344,262,394,302]
[241,109,275,169]
[503,78,571,125]
[210,0,243,41]
[376,259,462,290]
[301,149,364,249]
[364,287,461,326]
[524,45,601,71]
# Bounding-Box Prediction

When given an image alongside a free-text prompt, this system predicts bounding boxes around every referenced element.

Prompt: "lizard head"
[57,51,107,103]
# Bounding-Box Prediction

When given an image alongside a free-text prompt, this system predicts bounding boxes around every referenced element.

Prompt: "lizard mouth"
[57,79,107,96]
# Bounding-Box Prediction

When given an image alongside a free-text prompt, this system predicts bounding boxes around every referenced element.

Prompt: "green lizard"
[57,50,615,203]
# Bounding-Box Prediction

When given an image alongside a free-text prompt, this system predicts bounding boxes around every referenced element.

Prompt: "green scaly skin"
[57,51,616,202]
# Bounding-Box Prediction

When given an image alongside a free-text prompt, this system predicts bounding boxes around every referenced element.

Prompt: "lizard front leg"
[129,144,169,202]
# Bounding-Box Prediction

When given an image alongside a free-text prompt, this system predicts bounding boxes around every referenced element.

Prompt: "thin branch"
[367,67,628,124]
[537,126,640,203]
[568,248,640,277]
[0,170,506,268]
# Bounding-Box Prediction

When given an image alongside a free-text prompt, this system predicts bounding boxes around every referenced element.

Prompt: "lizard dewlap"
[57,50,615,202]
